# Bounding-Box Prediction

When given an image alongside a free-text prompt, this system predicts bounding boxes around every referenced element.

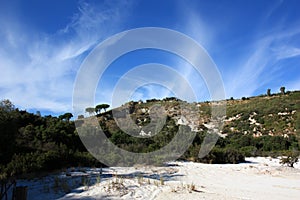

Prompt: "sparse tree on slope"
[102,104,110,112]
[77,115,84,119]
[280,86,285,95]
[267,89,271,96]
[95,104,102,114]
[59,113,73,121]
[95,104,110,114]
[85,107,95,116]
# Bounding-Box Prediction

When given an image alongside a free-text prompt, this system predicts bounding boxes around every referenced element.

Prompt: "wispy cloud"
[0,1,131,114]
[273,46,300,60]
[264,0,284,20]
[170,6,221,102]
[1,0,299,115]
[225,27,300,98]
[173,1,300,100]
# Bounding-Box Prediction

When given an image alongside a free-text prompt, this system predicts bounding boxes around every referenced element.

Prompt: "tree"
[95,104,102,114]
[36,111,41,116]
[85,107,95,116]
[280,86,285,95]
[102,104,110,112]
[267,89,271,96]
[280,151,299,168]
[78,115,84,119]
[0,99,15,112]
[0,107,17,164]
[59,113,73,121]
[95,104,110,114]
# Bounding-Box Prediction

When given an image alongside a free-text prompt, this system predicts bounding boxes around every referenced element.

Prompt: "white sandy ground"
[11,157,300,200]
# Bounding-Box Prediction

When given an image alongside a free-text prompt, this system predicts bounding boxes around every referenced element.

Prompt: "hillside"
[0,91,299,181]
[74,90,300,165]
[92,91,300,137]
[94,91,300,139]
[225,92,300,137]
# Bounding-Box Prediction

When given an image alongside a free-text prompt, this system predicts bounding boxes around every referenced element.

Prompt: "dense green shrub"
[240,146,257,157]
[280,151,299,167]
[196,147,245,164]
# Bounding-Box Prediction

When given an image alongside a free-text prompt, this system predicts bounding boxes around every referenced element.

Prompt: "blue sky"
[0,0,300,116]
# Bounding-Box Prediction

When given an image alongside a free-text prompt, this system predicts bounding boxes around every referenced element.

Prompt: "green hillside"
[225,91,300,137]
[95,91,300,139]
[87,91,299,165]
[0,91,299,182]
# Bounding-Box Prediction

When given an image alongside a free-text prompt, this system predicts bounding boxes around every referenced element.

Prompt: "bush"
[6,153,42,175]
[240,146,257,157]
[197,147,245,164]
[280,151,299,167]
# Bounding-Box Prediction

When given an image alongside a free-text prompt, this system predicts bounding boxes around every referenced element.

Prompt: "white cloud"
[274,46,300,60]
[224,27,300,98]
[170,8,223,102]
[173,2,300,100]
[0,1,131,114]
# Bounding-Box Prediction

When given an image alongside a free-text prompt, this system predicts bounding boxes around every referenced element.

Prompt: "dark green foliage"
[85,107,95,116]
[163,97,179,101]
[280,151,299,167]
[0,100,101,181]
[59,113,73,121]
[198,147,245,164]
[95,104,110,114]
[280,86,285,95]
[267,89,271,96]
[240,146,257,157]
[181,131,299,164]
[107,118,178,153]
[146,98,159,103]
[231,134,298,156]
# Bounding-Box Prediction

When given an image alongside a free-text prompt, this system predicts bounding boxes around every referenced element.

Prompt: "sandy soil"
[155,157,300,200]
[13,157,300,200]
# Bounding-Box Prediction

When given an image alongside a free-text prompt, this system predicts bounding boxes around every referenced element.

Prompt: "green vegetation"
[0,100,102,185]
[280,151,300,168]
[95,104,110,114]
[0,90,299,188]
[85,107,95,116]
[92,91,299,165]
[224,90,300,136]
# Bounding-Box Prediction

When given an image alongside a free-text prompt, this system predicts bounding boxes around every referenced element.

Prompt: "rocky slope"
[95,91,300,139]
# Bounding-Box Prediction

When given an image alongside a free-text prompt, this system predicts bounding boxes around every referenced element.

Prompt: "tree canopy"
[85,107,95,116]
[59,112,73,121]
[95,104,110,114]
[0,100,101,183]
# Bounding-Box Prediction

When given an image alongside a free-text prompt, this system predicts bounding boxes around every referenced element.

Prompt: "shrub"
[240,146,257,157]
[280,151,299,167]
[197,147,245,164]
